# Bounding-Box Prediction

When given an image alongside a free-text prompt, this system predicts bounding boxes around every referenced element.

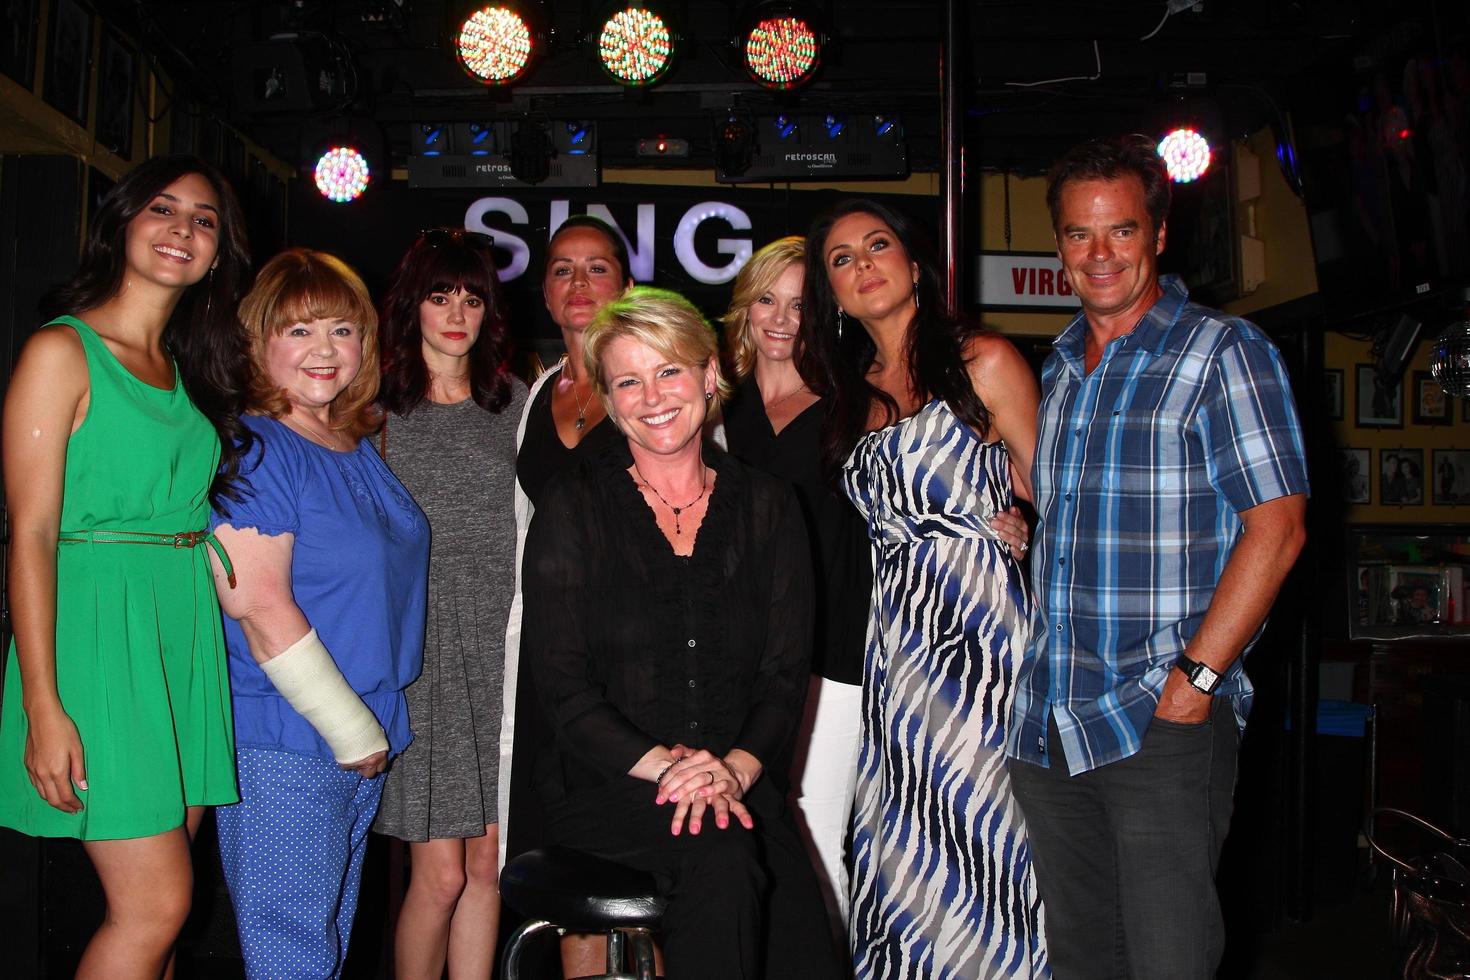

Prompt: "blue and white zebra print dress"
[842,398,1048,979]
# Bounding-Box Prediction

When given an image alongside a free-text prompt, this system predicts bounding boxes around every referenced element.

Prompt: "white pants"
[789,674,863,932]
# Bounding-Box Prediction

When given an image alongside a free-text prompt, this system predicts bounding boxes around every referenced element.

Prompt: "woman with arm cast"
[209,249,429,979]
[802,200,1049,978]
[373,228,527,980]
[0,156,250,979]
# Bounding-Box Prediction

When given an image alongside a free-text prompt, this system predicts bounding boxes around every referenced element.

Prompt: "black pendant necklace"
[634,463,708,535]
[573,383,593,430]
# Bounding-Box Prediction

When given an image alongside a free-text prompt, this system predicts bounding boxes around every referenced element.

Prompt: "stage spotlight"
[774,114,799,140]
[314,146,370,203]
[456,5,536,84]
[873,115,897,138]
[509,119,554,184]
[413,123,450,156]
[598,4,676,86]
[824,114,846,139]
[741,3,822,90]
[714,113,757,178]
[456,122,495,155]
[1157,127,1212,183]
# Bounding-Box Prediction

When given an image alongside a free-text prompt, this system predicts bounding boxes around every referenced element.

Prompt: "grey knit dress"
[374,384,527,841]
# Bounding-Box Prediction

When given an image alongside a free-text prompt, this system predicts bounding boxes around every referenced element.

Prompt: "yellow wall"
[1326,333,1470,522]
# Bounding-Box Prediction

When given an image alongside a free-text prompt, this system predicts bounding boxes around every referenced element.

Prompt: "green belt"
[58,529,236,589]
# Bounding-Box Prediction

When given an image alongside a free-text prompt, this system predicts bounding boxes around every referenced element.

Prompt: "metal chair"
[500,846,667,980]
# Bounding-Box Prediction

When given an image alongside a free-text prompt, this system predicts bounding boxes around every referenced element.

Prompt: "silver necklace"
[634,463,708,536]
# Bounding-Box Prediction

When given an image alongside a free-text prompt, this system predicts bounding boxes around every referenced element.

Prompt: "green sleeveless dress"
[0,316,239,840]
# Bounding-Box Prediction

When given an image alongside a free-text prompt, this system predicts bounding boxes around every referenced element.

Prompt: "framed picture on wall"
[1381,448,1425,506]
[1337,447,1371,504]
[0,0,38,88]
[1325,369,1344,421]
[43,0,92,125]
[1413,371,1451,425]
[1432,450,1470,505]
[1356,364,1403,429]
[95,28,135,159]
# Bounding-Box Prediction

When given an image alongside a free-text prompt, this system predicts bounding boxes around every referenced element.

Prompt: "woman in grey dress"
[374,228,527,980]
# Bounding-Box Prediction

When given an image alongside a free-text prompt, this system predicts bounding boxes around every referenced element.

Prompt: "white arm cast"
[260,629,388,764]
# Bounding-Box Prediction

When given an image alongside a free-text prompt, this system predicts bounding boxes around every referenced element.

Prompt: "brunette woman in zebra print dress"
[801,200,1050,979]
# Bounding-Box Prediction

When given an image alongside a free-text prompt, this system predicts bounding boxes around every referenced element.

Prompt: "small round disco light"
[599,6,674,85]
[1157,128,1212,183]
[744,14,820,90]
[314,147,370,203]
[456,5,534,84]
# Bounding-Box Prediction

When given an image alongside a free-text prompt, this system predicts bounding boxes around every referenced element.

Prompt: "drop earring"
[203,268,215,320]
[913,280,921,311]
[836,309,845,341]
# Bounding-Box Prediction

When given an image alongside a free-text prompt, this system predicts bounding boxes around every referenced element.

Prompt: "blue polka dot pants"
[216,746,385,979]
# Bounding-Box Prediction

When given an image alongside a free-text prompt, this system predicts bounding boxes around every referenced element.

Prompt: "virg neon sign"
[464,198,754,285]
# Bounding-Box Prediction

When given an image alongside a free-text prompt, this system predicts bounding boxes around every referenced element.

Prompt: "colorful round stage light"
[745,15,819,89]
[314,147,370,203]
[599,7,674,85]
[1157,128,1212,183]
[456,6,534,84]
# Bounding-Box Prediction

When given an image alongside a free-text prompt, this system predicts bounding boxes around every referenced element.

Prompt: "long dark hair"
[798,198,992,478]
[40,154,254,508]
[379,229,513,415]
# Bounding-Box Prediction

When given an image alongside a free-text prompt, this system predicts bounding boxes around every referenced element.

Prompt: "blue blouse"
[212,414,429,760]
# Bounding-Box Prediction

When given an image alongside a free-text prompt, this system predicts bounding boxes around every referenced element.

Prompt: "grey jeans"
[1008,698,1240,980]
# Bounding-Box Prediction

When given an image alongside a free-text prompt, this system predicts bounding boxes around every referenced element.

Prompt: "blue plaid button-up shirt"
[1006,276,1309,775]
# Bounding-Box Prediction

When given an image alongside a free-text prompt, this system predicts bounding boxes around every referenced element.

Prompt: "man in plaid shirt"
[1006,135,1309,979]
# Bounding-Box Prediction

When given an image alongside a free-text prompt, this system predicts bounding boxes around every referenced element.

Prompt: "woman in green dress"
[0,155,252,978]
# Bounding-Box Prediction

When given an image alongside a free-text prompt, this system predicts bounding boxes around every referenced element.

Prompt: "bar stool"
[500,846,667,980]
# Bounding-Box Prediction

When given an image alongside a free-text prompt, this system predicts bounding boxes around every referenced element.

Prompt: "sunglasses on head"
[419,228,494,250]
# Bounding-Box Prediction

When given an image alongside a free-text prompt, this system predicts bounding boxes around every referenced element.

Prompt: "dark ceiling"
[98,0,1452,175]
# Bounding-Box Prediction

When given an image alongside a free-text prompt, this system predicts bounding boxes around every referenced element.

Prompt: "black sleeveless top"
[722,375,870,685]
[515,364,623,507]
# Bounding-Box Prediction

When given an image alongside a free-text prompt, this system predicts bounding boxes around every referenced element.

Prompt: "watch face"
[1193,664,1220,692]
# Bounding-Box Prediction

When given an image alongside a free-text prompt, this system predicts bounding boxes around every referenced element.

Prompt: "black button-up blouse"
[522,440,814,807]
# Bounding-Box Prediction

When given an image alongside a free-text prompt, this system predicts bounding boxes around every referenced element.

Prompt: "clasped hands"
[655,744,758,837]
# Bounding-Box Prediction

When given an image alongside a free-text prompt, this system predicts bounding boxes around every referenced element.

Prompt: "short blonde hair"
[719,236,805,380]
[584,286,733,412]
[238,248,381,439]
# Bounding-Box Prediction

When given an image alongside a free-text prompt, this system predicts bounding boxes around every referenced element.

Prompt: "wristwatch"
[1174,654,1222,695]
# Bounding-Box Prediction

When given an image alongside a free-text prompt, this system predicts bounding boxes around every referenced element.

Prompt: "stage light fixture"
[565,122,591,155]
[873,115,897,138]
[598,4,676,86]
[509,119,554,184]
[774,114,799,140]
[458,122,494,155]
[414,123,450,156]
[714,113,757,178]
[456,5,536,84]
[824,114,846,139]
[1157,127,1212,183]
[741,4,822,90]
[314,146,371,203]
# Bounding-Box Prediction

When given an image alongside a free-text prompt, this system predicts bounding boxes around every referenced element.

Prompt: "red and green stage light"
[598,5,675,85]
[456,5,535,84]
[743,10,821,90]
